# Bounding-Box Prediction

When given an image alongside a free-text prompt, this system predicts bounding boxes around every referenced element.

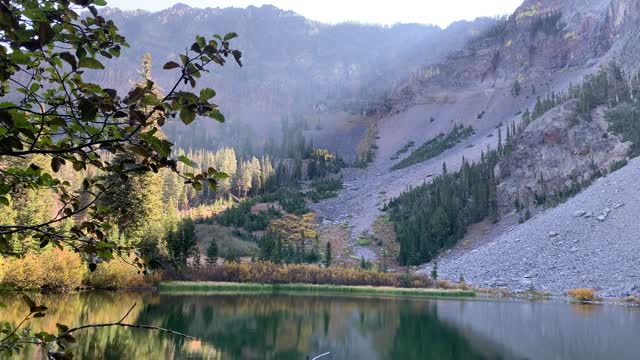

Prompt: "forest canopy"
[0,0,242,269]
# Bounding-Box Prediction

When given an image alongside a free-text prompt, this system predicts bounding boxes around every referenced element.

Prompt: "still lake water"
[1,291,639,359]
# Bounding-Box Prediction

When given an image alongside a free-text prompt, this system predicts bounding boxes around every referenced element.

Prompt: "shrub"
[2,253,43,290]
[178,262,434,288]
[567,288,596,302]
[609,159,628,173]
[40,248,85,292]
[436,280,457,290]
[2,248,84,291]
[84,257,150,289]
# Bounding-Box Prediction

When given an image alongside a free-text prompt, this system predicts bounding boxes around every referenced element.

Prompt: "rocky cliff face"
[496,100,629,209]
[383,0,639,114]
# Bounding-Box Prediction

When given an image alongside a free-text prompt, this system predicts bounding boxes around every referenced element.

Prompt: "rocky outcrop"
[496,100,629,209]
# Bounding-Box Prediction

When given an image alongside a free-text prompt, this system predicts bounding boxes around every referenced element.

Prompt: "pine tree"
[431,260,438,281]
[206,240,218,267]
[324,241,332,268]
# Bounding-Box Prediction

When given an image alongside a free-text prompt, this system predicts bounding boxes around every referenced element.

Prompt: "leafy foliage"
[180,261,434,288]
[258,213,322,264]
[0,0,242,270]
[1,248,84,291]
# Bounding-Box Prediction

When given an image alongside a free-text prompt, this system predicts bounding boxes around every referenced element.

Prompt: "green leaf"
[30,83,40,93]
[224,32,238,41]
[94,0,107,5]
[51,157,63,173]
[0,126,7,137]
[0,197,8,206]
[178,155,197,168]
[96,241,114,248]
[59,52,77,70]
[232,50,242,67]
[179,109,196,125]
[192,181,203,191]
[163,61,180,70]
[10,51,30,65]
[199,88,216,100]
[214,172,230,180]
[56,323,69,334]
[208,109,225,123]
[22,295,36,312]
[78,58,105,69]
[196,35,206,49]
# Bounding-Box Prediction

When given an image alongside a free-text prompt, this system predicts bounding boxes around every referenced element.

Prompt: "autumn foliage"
[567,288,597,302]
[178,261,434,288]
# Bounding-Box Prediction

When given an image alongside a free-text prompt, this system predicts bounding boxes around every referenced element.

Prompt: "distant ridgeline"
[386,63,640,266]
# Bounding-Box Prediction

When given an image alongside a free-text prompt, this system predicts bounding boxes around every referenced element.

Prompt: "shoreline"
[158,281,476,298]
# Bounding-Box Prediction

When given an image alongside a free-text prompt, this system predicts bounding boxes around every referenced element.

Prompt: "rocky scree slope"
[429,156,640,298]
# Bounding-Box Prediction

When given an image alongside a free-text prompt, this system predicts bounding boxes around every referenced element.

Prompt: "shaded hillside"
[93,4,494,155]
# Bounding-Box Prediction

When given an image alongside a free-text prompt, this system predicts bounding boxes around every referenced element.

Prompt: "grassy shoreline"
[158,281,475,298]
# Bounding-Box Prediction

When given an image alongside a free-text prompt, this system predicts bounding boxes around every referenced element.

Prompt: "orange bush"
[567,288,596,302]
[177,262,433,288]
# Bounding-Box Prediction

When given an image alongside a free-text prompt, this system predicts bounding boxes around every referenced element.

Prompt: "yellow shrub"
[436,280,457,289]
[456,281,469,291]
[84,258,150,289]
[2,248,84,291]
[567,288,596,302]
[40,248,85,291]
[2,252,44,290]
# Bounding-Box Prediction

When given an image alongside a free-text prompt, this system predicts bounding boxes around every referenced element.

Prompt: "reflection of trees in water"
[135,294,409,359]
[0,292,507,359]
[388,302,500,360]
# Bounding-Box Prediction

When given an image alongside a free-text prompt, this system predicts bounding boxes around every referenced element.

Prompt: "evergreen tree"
[324,241,332,268]
[166,217,198,269]
[431,261,439,281]
[206,240,219,267]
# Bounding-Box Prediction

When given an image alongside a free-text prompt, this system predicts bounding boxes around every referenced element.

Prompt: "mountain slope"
[314,0,640,271]
[431,156,640,297]
[95,4,493,158]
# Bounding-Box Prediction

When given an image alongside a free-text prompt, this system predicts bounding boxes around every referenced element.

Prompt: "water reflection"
[1,292,639,359]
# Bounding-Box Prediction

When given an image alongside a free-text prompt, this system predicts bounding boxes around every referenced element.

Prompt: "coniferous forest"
[386,151,498,265]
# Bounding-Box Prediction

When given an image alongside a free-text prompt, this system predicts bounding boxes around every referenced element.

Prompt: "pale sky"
[103,0,523,28]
